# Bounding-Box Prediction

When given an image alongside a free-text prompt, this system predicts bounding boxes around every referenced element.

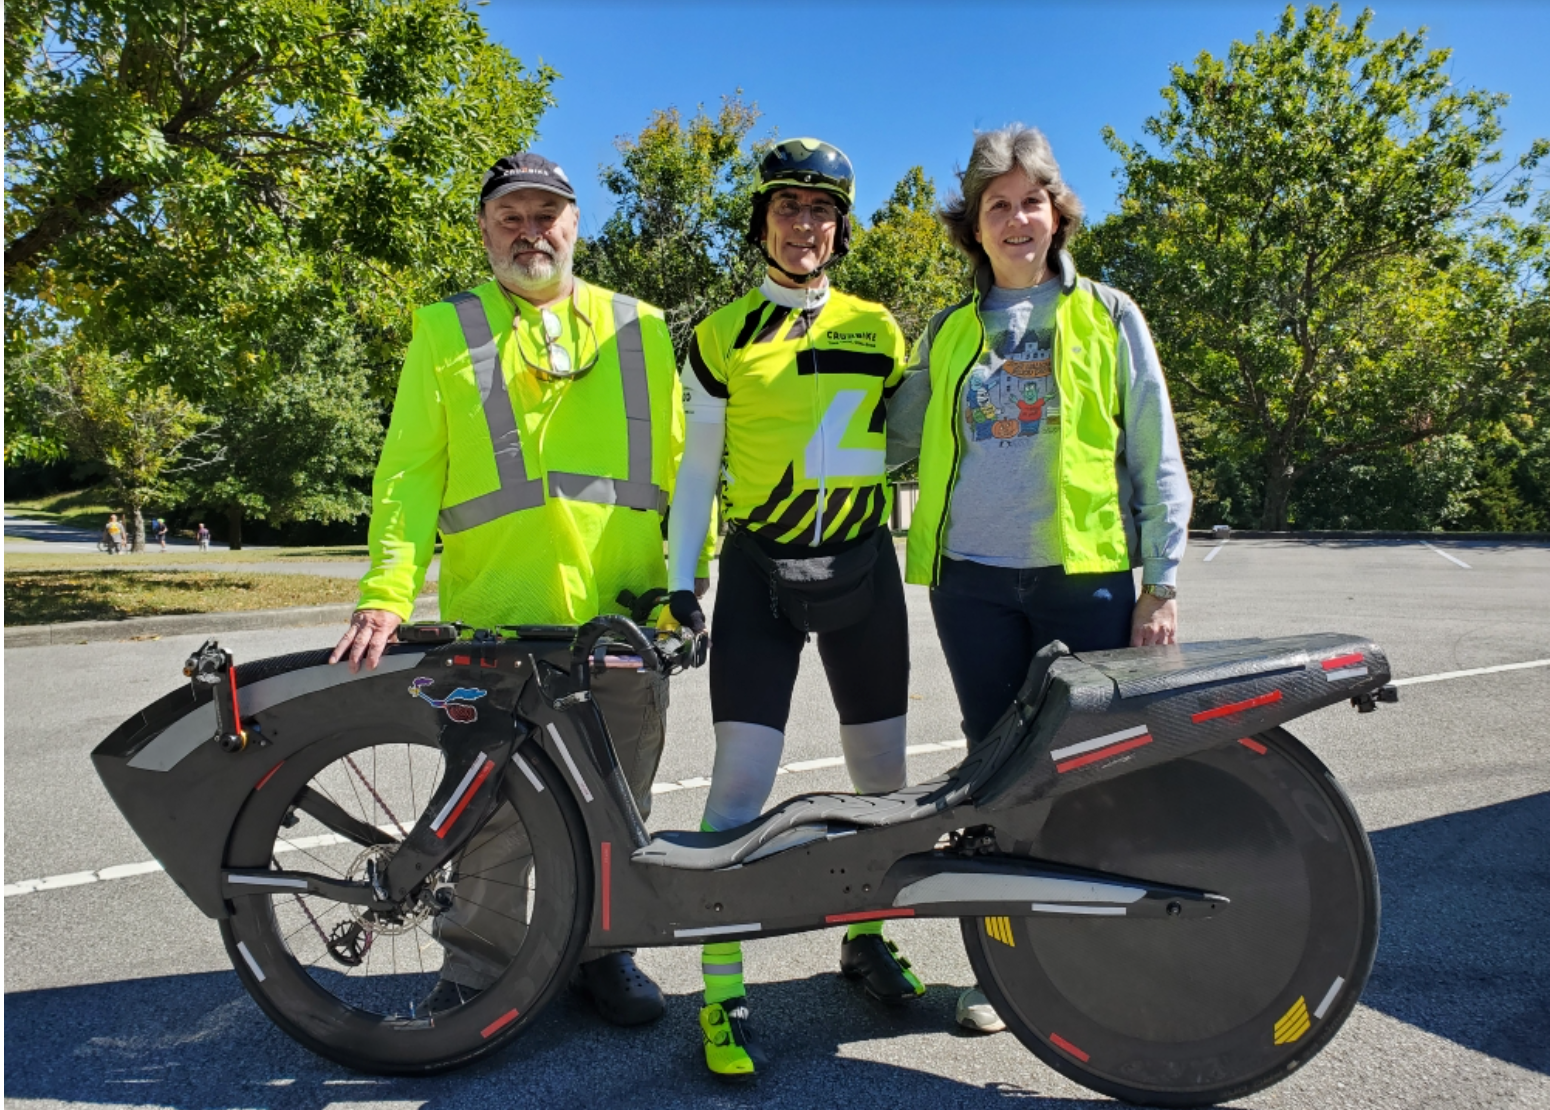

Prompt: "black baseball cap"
[479,152,576,207]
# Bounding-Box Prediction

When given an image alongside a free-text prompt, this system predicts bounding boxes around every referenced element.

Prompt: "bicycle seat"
[632,777,970,871]
[1075,632,1372,699]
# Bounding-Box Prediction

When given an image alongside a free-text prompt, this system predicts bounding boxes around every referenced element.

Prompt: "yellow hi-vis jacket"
[356,279,708,627]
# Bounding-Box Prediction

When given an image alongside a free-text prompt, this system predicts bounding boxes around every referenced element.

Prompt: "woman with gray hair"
[887,124,1192,1032]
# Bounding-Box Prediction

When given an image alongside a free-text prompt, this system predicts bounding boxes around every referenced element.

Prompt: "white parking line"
[7,648,1542,901]
[1204,544,1225,563]
[1390,658,1549,687]
[1420,541,1471,569]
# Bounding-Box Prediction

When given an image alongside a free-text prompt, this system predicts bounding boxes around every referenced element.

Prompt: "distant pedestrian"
[152,518,169,553]
[196,522,210,552]
[104,514,125,555]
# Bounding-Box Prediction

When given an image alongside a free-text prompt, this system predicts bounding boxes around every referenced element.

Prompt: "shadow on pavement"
[3,969,1114,1110]
[1362,790,1550,1076]
[6,795,1546,1107]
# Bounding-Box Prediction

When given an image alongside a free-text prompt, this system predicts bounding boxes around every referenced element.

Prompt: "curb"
[1187,529,1550,542]
[5,598,438,649]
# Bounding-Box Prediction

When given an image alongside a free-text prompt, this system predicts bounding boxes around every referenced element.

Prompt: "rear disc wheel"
[966,727,1379,1107]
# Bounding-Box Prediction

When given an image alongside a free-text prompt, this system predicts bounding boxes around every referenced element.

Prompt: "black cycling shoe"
[839,933,926,1005]
[415,977,483,1016]
[575,951,666,1026]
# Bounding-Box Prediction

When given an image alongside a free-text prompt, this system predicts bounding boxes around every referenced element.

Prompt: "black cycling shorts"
[709,528,909,731]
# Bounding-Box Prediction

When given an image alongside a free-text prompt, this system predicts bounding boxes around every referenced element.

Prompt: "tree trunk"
[227,504,244,550]
[1260,454,1295,531]
[129,503,147,553]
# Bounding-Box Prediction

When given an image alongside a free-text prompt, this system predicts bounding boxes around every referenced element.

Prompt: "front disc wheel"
[965,727,1379,1107]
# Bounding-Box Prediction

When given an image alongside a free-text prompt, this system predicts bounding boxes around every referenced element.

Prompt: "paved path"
[5,537,1549,1109]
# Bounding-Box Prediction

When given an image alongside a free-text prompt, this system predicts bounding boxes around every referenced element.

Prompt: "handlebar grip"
[570,615,661,676]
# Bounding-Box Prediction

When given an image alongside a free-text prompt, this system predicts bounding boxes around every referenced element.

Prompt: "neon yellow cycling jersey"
[687,285,907,545]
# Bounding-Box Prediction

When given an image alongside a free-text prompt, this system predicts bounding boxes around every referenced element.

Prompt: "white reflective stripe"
[701,962,744,976]
[439,290,664,531]
[228,873,308,889]
[127,653,426,772]
[546,722,593,803]
[1029,903,1126,916]
[1322,666,1369,682]
[431,751,489,831]
[1050,725,1150,762]
[511,752,545,792]
[673,923,762,938]
[236,941,267,982]
[894,873,1146,907]
[1313,976,1345,1020]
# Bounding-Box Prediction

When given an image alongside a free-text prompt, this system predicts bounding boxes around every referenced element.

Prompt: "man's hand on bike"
[330,609,403,673]
[669,589,707,635]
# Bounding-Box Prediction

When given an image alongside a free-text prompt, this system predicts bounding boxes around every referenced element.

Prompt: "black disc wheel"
[965,727,1379,1107]
[219,687,591,1074]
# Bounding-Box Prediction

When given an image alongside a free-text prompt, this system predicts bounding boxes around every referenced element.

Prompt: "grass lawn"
[3,548,374,571]
[5,487,120,531]
[4,569,434,626]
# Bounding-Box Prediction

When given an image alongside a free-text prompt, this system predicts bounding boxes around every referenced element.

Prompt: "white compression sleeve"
[702,721,786,832]
[667,357,727,593]
[839,716,908,794]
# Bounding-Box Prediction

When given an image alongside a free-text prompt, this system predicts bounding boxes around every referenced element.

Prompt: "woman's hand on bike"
[669,590,707,635]
[330,609,403,672]
[1130,594,1178,647]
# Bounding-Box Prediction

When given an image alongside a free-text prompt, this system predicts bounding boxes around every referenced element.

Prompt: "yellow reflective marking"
[1273,996,1311,1045]
[984,916,1015,947]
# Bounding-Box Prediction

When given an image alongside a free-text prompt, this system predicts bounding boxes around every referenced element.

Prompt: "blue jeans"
[929,558,1135,745]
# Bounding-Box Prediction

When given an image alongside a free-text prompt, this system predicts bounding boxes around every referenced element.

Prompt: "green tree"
[575,96,765,356]
[1081,4,1546,529]
[838,167,967,343]
[23,342,214,550]
[6,0,554,539]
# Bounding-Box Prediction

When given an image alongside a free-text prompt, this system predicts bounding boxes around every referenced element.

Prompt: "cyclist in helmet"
[668,138,922,1080]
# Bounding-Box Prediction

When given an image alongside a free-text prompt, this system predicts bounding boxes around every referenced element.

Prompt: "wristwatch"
[1141,583,1177,601]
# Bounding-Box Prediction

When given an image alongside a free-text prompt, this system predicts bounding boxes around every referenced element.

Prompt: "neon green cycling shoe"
[700,997,767,1081]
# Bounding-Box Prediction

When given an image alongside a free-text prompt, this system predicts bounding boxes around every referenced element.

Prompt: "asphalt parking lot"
[5,536,1548,1110]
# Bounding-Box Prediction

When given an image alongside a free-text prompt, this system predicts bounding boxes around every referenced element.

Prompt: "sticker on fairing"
[408,677,488,723]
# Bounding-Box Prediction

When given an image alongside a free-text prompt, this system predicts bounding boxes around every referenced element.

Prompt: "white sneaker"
[956,985,1006,1033]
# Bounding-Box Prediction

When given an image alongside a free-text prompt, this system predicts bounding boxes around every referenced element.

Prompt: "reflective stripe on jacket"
[906,268,1129,586]
[358,279,695,626]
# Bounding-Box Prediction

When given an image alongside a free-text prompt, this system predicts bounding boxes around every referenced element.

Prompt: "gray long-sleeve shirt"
[887,259,1191,586]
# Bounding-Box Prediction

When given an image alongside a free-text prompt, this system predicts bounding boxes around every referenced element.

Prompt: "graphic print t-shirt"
[945,278,1063,567]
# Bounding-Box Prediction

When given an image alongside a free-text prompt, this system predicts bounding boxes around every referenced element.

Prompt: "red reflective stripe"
[435,759,496,840]
[601,841,612,931]
[453,655,471,665]
[1055,734,1152,773]
[254,761,286,791]
[1050,1032,1090,1061]
[1322,653,1364,670]
[1192,689,1282,723]
[1239,737,1268,755]
[824,908,915,924]
[480,1008,519,1038]
[228,665,243,734]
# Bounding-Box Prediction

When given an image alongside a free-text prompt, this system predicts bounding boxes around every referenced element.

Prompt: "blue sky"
[479,1,1550,237]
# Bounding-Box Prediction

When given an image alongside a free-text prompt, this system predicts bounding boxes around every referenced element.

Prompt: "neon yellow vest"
[905,277,1130,586]
[358,279,683,626]
[690,286,907,545]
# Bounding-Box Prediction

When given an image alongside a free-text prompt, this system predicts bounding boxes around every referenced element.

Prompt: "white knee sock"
[702,721,786,832]
[839,715,908,794]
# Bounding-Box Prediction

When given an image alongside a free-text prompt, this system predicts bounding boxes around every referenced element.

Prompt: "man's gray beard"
[491,247,572,297]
